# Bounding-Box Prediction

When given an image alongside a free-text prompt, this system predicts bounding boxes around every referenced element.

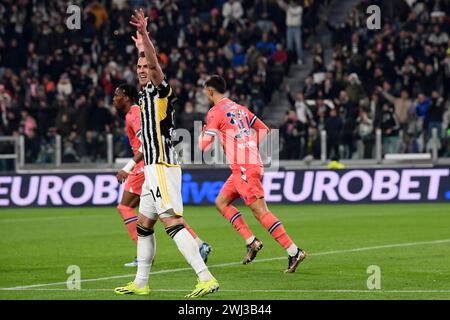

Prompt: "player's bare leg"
[115,214,156,295]
[117,191,140,266]
[160,215,219,298]
[249,198,306,273]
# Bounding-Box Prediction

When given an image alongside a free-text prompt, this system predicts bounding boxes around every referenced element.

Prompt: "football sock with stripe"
[117,204,138,245]
[166,224,213,282]
[258,212,297,254]
[183,222,204,248]
[221,206,254,243]
[134,222,156,288]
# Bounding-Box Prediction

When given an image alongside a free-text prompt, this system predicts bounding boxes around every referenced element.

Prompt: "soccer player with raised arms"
[112,84,212,267]
[114,9,219,298]
[199,75,306,273]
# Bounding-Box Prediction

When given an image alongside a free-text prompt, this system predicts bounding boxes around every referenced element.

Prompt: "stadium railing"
[0,136,22,171]
[0,128,447,173]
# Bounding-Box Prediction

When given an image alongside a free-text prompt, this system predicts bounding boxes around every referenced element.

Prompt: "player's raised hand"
[131,31,144,51]
[130,8,148,35]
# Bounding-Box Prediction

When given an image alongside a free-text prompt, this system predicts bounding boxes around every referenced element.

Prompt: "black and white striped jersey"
[138,79,179,166]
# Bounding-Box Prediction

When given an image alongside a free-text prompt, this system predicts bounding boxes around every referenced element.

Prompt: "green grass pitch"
[1,204,449,300]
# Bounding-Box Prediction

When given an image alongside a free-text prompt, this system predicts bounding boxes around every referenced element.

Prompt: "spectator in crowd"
[286,85,316,157]
[55,98,75,137]
[379,103,400,154]
[302,75,317,99]
[178,101,203,162]
[81,130,102,162]
[428,24,449,47]
[378,87,413,133]
[178,101,202,136]
[285,84,315,125]
[325,108,342,159]
[273,43,289,69]
[20,110,39,163]
[56,73,73,97]
[63,135,80,163]
[256,33,276,59]
[277,0,303,65]
[428,90,445,140]
[253,0,272,32]
[0,84,12,128]
[415,93,432,143]
[85,1,109,30]
[356,108,374,159]
[378,86,414,150]
[91,98,114,134]
[222,0,244,30]
[280,109,306,159]
[443,49,450,100]
[323,71,340,99]
[248,74,266,117]
[345,73,365,105]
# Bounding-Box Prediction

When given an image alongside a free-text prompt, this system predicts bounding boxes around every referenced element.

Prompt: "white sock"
[194,236,204,248]
[134,233,156,288]
[197,269,213,282]
[245,235,256,245]
[287,243,299,257]
[173,228,213,282]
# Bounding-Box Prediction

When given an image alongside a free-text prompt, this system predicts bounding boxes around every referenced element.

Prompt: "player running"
[114,9,219,298]
[198,75,306,273]
[113,84,212,267]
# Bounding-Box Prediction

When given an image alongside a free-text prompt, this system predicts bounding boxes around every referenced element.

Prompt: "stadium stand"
[276,0,449,160]
[0,0,323,168]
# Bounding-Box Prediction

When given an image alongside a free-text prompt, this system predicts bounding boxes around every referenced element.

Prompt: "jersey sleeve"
[247,109,269,144]
[204,108,221,136]
[248,110,258,128]
[156,77,171,99]
[130,108,142,140]
[199,108,220,151]
[245,109,266,130]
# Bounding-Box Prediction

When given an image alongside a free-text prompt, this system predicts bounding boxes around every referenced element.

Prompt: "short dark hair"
[117,83,139,103]
[204,75,227,94]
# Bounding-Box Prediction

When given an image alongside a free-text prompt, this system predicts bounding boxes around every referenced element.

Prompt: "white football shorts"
[139,164,183,220]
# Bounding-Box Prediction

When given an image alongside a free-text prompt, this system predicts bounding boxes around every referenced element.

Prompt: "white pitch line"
[2,238,450,291]
[1,288,450,294]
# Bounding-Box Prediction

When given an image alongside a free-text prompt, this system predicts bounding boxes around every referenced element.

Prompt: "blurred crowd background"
[279,0,450,161]
[0,0,449,169]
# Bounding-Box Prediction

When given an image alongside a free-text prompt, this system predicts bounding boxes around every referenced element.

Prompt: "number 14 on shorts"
[149,186,162,202]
